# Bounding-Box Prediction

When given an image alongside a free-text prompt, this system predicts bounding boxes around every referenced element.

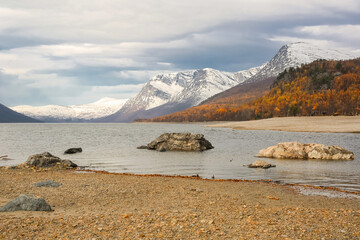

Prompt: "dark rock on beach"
[140,133,214,152]
[64,148,82,154]
[22,152,77,169]
[0,194,52,212]
[35,180,62,188]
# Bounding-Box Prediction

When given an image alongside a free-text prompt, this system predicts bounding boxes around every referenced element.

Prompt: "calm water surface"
[0,123,359,192]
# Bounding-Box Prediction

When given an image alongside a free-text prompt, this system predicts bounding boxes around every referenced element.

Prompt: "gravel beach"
[0,168,359,239]
[207,116,360,133]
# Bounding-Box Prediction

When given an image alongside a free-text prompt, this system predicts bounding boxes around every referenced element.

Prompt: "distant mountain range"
[11,98,127,122]
[0,103,41,123]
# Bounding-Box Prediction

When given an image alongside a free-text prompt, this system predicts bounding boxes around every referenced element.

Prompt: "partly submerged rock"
[136,145,148,149]
[258,142,354,160]
[22,152,77,169]
[248,160,276,169]
[142,133,214,152]
[0,194,52,212]
[35,180,62,188]
[64,148,82,154]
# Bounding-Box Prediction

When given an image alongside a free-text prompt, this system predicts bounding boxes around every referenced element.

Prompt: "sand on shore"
[207,116,360,133]
[0,168,359,239]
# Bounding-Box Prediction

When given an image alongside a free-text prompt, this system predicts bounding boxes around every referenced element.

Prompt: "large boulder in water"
[144,133,214,152]
[0,194,52,212]
[257,142,354,160]
[23,152,77,169]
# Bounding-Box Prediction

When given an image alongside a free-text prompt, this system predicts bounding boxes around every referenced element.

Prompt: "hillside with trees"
[143,58,360,122]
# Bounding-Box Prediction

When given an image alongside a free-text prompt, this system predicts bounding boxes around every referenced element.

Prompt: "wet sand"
[207,116,360,133]
[0,168,359,239]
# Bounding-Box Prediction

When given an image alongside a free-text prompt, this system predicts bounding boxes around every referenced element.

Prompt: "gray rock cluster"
[0,194,52,212]
[23,152,77,169]
[258,142,354,160]
[138,133,214,152]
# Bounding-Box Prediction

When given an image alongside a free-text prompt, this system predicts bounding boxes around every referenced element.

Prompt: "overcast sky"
[0,0,359,106]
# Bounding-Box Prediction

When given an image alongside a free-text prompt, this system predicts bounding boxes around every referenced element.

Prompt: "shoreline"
[206,116,360,133]
[1,168,359,239]
[77,168,360,196]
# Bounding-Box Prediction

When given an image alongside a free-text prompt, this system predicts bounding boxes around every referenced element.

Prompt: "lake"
[0,123,359,192]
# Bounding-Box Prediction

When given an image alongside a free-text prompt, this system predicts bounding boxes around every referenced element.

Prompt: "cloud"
[0,0,359,106]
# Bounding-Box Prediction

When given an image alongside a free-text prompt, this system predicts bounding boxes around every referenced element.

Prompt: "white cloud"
[299,25,360,43]
[269,24,360,49]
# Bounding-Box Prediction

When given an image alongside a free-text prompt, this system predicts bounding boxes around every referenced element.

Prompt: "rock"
[248,160,276,169]
[258,142,354,160]
[143,133,214,152]
[136,145,148,149]
[35,180,62,188]
[0,194,52,212]
[23,152,77,169]
[64,148,82,154]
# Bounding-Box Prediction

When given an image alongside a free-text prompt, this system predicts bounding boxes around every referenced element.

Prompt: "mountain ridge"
[11,97,127,122]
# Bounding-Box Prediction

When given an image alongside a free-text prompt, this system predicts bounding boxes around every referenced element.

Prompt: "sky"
[0,0,359,106]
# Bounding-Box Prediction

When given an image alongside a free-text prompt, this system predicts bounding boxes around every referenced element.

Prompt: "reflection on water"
[0,123,359,192]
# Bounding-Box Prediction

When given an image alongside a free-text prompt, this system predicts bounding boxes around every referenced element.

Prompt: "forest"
[139,58,360,122]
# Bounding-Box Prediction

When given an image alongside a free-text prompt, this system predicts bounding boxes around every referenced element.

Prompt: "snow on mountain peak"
[248,42,360,83]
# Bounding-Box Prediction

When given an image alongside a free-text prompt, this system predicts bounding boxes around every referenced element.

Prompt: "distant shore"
[1,168,360,239]
[207,116,360,133]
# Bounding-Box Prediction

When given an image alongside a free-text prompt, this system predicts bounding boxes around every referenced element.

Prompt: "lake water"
[0,123,359,193]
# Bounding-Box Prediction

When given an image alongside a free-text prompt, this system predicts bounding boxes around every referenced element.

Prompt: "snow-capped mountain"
[201,42,360,106]
[101,67,263,122]
[248,42,360,83]
[11,97,127,122]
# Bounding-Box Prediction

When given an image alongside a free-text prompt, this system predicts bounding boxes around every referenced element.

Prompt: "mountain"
[202,42,360,105]
[0,103,41,123]
[149,58,360,122]
[11,97,127,122]
[101,67,262,122]
[148,43,360,122]
[247,42,360,83]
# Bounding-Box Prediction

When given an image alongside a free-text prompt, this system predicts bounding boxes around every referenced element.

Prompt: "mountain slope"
[148,43,360,122]
[0,103,41,123]
[11,97,127,122]
[101,67,262,122]
[149,58,360,122]
[203,42,360,105]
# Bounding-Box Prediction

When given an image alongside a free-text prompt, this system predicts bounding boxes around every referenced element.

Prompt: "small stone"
[248,160,275,169]
[35,180,62,188]
[136,145,148,149]
[64,148,82,154]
